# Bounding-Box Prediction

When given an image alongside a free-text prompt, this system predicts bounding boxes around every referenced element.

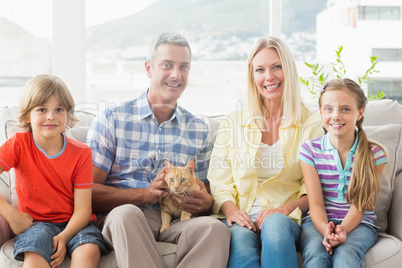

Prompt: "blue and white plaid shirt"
[86,90,212,208]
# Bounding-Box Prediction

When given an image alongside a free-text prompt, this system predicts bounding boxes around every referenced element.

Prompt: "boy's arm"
[0,166,33,235]
[50,188,92,267]
[0,196,33,235]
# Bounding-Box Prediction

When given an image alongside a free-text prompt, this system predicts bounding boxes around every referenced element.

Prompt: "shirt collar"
[137,89,182,125]
[323,131,359,153]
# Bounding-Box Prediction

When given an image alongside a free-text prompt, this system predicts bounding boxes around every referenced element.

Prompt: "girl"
[0,74,109,268]
[298,78,387,267]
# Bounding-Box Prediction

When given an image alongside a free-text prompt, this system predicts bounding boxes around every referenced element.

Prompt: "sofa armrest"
[387,172,402,241]
[0,174,11,246]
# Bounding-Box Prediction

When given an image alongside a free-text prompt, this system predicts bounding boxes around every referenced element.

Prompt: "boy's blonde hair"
[319,78,388,211]
[247,36,309,129]
[18,74,78,132]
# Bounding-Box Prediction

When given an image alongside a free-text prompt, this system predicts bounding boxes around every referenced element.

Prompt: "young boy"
[0,74,108,268]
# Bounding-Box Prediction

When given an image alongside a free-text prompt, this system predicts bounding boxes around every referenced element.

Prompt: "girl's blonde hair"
[247,36,309,129]
[18,74,78,132]
[319,78,387,211]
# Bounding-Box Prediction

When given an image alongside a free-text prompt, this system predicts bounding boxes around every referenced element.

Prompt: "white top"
[248,140,284,222]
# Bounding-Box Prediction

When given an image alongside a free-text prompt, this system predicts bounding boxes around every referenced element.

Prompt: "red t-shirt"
[0,132,96,223]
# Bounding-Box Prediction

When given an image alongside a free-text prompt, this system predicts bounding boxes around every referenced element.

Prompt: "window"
[369,80,402,103]
[359,6,401,20]
[0,0,52,106]
[85,0,274,115]
[373,48,402,62]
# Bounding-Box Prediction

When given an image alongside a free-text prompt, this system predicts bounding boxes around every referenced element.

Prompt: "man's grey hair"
[148,32,192,64]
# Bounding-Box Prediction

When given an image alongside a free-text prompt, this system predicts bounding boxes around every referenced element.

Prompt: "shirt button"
[158,128,162,131]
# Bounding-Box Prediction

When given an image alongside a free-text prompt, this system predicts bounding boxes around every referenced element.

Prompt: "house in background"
[316,0,402,102]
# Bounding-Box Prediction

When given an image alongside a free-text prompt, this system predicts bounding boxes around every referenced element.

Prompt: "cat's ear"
[185,160,195,174]
[165,160,172,169]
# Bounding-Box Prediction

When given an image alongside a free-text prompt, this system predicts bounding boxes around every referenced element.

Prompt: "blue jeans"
[222,213,301,268]
[14,221,109,264]
[300,218,377,268]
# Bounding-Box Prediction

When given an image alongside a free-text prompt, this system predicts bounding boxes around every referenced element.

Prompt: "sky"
[0,0,158,37]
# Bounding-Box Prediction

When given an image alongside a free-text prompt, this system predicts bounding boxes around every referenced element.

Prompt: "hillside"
[86,0,327,60]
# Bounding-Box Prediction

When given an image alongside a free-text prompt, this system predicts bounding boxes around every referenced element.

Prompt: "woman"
[208,36,323,267]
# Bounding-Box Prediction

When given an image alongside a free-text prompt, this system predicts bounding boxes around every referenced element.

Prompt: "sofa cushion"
[388,172,402,241]
[364,233,402,267]
[364,124,401,231]
[364,100,402,126]
[0,106,19,146]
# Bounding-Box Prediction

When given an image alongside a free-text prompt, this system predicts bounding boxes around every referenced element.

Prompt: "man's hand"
[171,178,213,214]
[8,210,33,235]
[142,167,169,204]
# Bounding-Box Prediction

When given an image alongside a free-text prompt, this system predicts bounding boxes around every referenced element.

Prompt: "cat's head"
[165,160,195,193]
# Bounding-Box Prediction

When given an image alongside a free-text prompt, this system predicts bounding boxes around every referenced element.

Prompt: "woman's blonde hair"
[319,78,387,211]
[247,36,308,129]
[18,74,78,132]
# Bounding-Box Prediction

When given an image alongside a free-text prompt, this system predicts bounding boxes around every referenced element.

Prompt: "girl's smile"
[320,88,364,146]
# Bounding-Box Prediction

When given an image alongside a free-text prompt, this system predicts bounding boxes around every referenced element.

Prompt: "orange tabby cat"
[160,160,200,233]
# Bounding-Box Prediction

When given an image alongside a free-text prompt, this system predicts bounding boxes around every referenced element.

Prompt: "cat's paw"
[160,225,169,233]
[180,212,192,221]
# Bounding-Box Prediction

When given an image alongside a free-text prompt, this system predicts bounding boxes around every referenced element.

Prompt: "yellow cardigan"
[208,108,323,224]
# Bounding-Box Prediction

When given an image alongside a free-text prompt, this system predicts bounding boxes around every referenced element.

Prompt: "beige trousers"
[100,204,230,268]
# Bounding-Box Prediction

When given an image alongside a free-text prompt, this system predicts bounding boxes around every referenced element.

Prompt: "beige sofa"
[0,99,401,267]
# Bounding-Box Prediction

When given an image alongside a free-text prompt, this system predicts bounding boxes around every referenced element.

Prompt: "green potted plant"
[300,46,385,100]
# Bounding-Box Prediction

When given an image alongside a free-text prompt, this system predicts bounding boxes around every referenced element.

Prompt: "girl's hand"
[50,235,67,267]
[254,206,291,231]
[8,211,33,235]
[226,210,256,232]
[322,221,336,255]
[328,224,347,249]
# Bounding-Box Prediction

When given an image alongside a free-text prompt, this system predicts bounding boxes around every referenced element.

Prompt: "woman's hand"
[226,210,256,232]
[254,205,292,230]
[221,201,256,231]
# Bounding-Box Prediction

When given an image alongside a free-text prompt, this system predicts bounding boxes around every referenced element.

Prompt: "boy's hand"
[8,211,33,235]
[50,235,67,267]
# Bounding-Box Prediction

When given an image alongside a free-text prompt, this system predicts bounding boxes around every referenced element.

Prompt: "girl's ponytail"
[347,117,381,211]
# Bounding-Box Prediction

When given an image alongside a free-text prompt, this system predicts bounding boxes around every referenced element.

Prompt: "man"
[86,32,230,268]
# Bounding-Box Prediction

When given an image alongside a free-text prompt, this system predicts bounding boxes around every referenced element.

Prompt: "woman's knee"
[262,213,289,229]
[261,213,298,240]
